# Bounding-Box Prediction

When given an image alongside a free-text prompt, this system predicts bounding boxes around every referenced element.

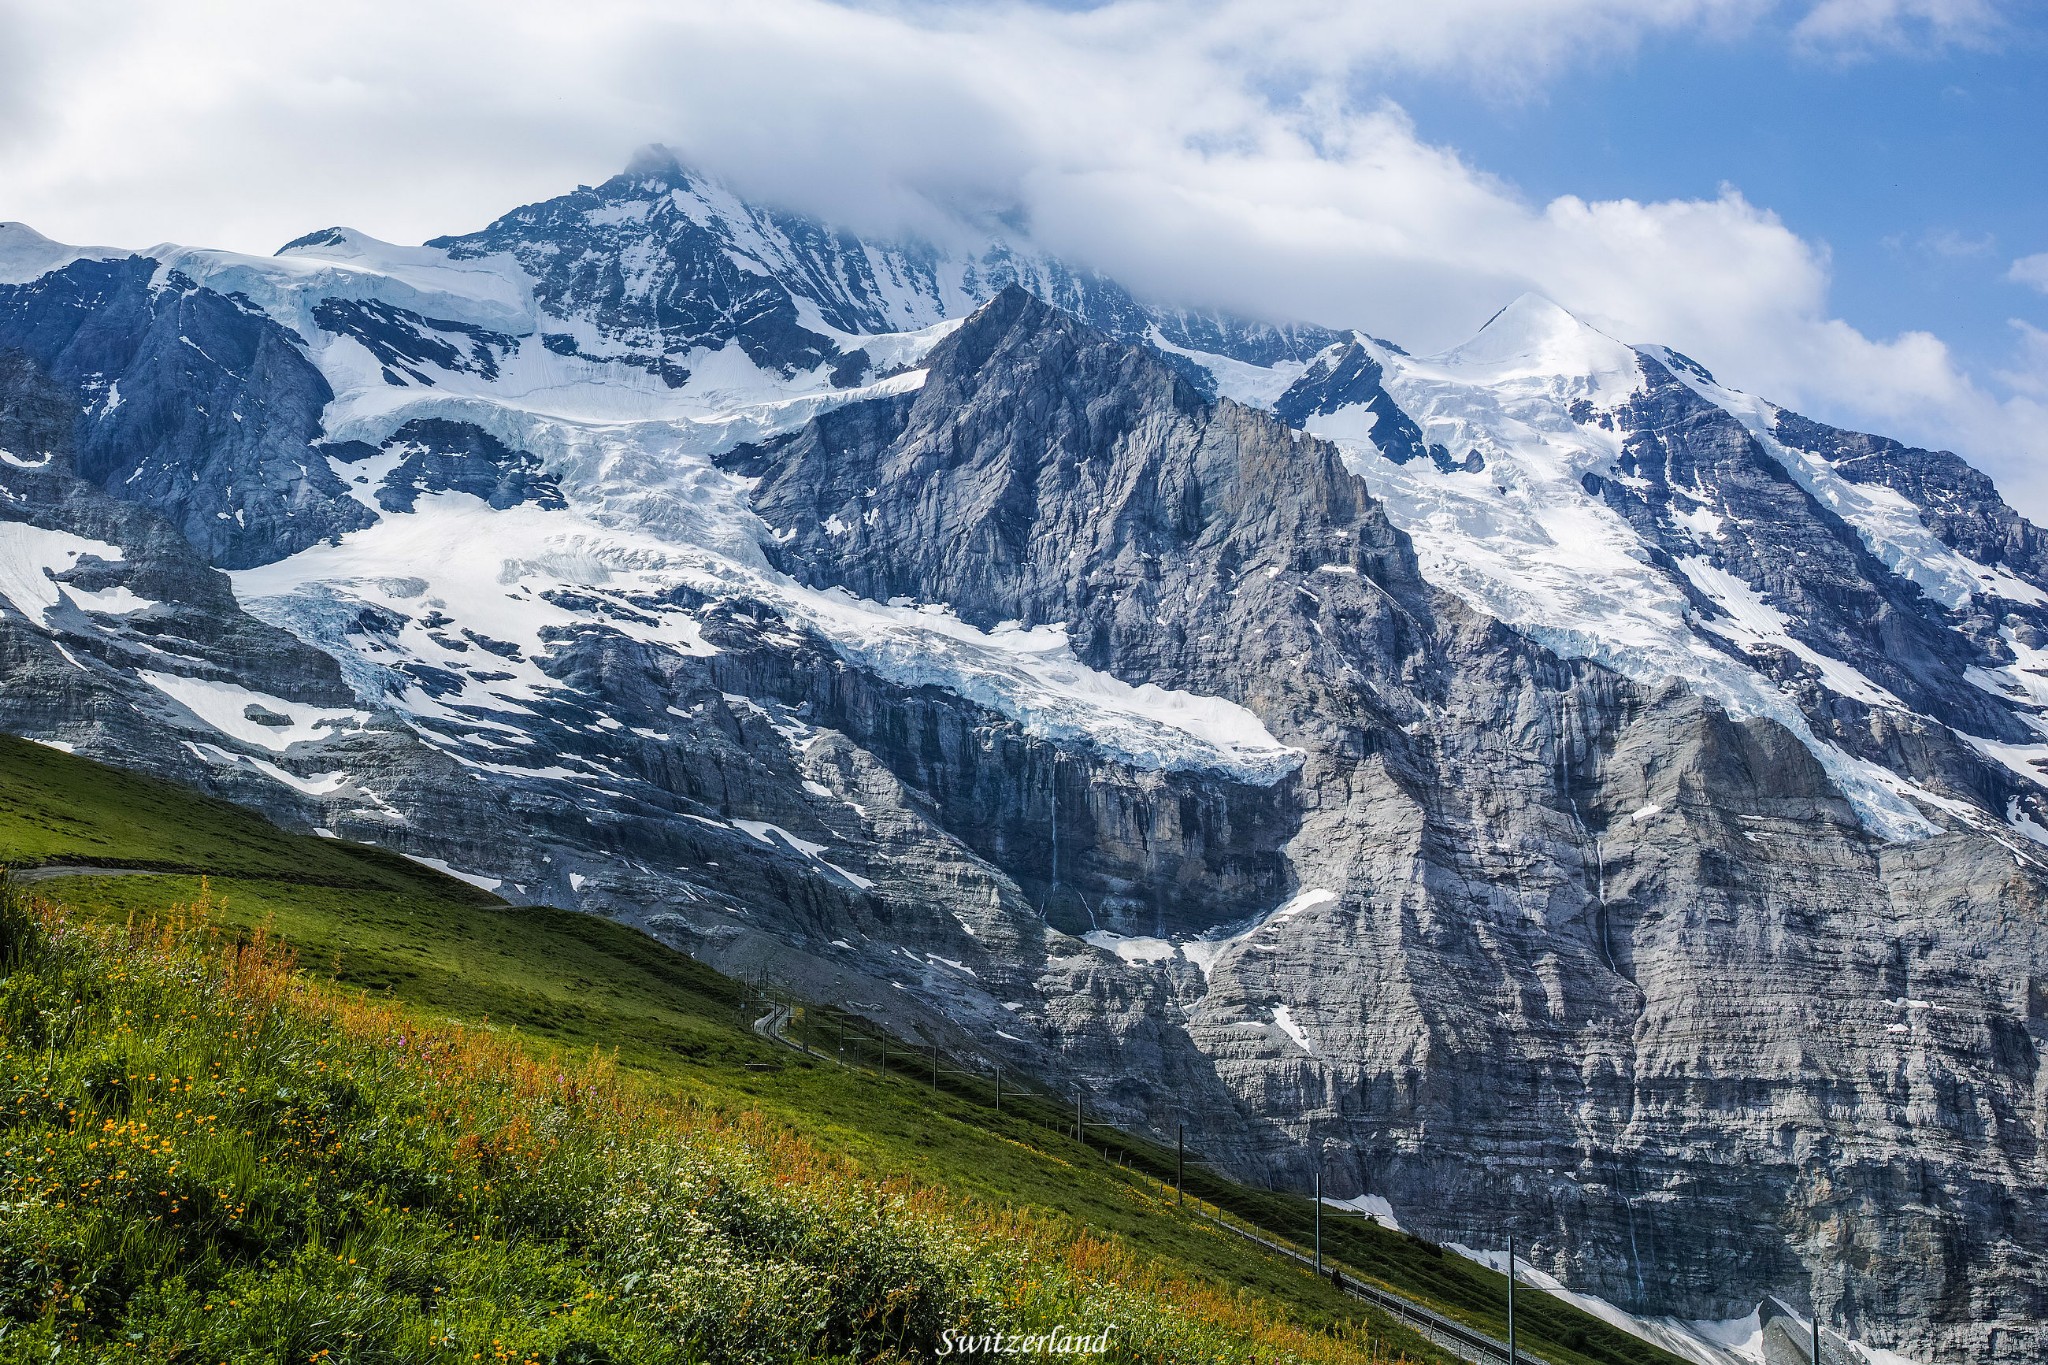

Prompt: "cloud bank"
[2013,254,2048,294]
[0,0,2041,512]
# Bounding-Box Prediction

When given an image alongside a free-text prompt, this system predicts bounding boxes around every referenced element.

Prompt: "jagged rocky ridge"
[2,156,2046,1364]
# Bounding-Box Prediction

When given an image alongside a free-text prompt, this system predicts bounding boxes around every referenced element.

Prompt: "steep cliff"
[0,163,2043,1362]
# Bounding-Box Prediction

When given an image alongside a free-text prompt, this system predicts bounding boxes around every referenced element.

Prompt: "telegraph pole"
[1314,1166,1323,1275]
[1176,1123,1184,1206]
[1506,1232,1517,1365]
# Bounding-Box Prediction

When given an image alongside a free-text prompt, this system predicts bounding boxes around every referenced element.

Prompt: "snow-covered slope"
[122,158,2048,860]
[1239,293,2048,846]
[118,209,1295,782]
[24,161,2042,850]
[0,222,126,285]
[105,158,1330,793]
[230,491,1299,786]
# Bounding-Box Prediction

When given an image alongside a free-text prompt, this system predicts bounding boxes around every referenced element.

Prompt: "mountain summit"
[1433,292,1639,383]
[2,157,2044,1365]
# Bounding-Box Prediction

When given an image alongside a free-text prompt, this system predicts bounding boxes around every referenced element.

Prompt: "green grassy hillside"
[0,733,1690,1365]
[0,734,495,897]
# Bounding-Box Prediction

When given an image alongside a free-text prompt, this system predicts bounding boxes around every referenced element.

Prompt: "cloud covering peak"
[0,0,2039,509]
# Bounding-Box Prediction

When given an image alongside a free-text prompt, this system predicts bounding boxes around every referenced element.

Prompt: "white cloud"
[2012,254,2048,294]
[1792,0,2003,53]
[1996,320,2048,395]
[1913,227,1998,258]
[0,0,2041,515]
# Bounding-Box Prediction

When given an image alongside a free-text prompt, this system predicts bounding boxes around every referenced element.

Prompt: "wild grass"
[0,733,497,901]
[0,880,1429,1364]
[0,735,1684,1365]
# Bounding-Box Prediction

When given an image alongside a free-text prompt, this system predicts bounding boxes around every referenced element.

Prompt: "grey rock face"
[0,350,381,784]
[732,287,1431,665]
[1773,407,2048,592]
[724,291,2048,1363]
[310,296,519,388]
[0,257,373,567]
[1276,340,1473,472]
[357,419,566,514]
[3,168,2046,1365]
[1598,358,2004,733]
[1574,355,2045,824]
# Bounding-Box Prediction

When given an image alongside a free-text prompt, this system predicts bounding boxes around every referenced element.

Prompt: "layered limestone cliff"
[2,170,2044,1362]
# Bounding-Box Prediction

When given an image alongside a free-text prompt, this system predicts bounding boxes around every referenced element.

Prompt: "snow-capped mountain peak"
[1256,281,2048,845]
[276,225,393,259]
[0,221,126,286]
[1426,291,1641,397]
[269,226,532,310]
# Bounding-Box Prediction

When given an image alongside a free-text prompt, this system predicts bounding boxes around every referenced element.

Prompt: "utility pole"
[1176,1123,1184,1206]
[1074,1093,1083,1142]
[1506,1232,1517,1365]
[994,1064,1002,1114]
[1813,1305,1821,1365]
[930,1043,939,1090]
[1314,1166,1323,1276]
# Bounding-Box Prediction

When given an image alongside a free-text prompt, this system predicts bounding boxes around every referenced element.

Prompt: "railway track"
[1188,1205,1546,1365]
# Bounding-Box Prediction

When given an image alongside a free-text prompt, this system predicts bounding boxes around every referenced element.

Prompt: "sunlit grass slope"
[0,733,1687,1365]
[0,883,1430,1362]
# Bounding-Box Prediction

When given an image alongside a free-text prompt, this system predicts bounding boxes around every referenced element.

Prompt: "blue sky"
[1379,15,2048,383]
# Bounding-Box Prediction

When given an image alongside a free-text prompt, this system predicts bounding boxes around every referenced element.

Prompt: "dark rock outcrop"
[1774,407,2048,595]
[0,258,372,567]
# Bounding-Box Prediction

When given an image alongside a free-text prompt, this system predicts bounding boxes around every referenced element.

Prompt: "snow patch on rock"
[0,524,126,623]
[139,672,365,753]
[400,853,503,893]
[1082,930,1178,965]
